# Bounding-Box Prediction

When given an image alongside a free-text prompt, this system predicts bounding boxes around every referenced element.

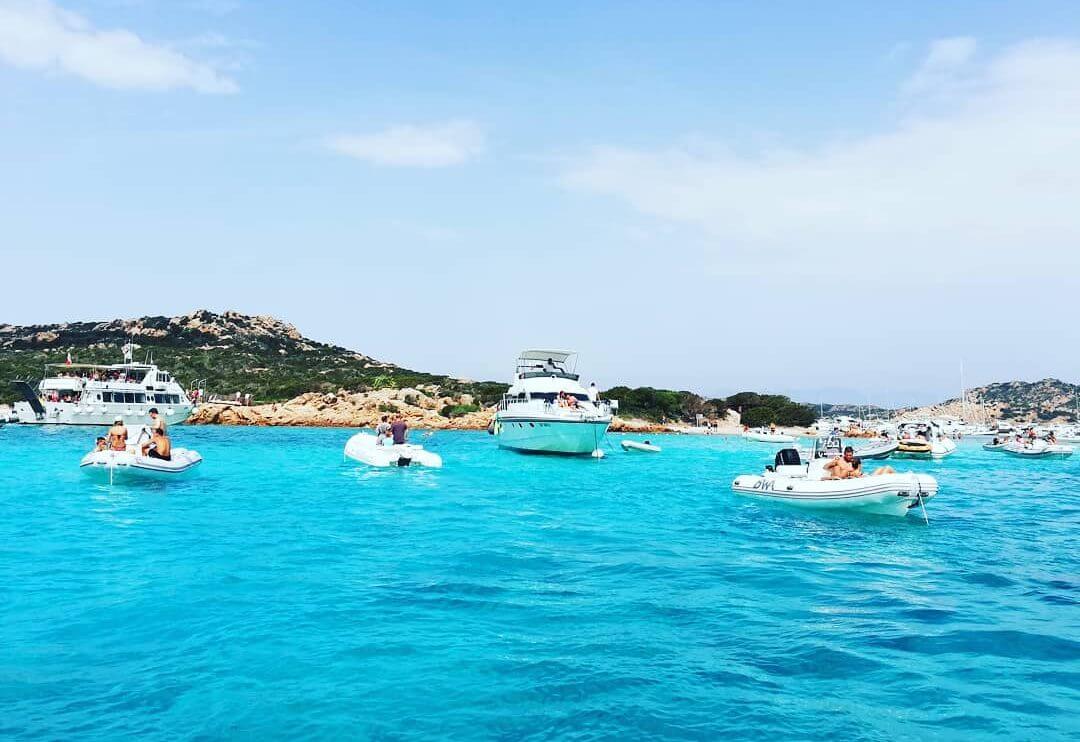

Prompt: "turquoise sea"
[1,425,1078,740]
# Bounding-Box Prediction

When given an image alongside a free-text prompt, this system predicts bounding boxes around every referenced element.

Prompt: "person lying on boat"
[94,436,108,452]
[390,415,409,445]
[846,458,897,478]
[375,415,392,445]
[140,428,172,461]
[823,447,856,479]
[108,416,128,451]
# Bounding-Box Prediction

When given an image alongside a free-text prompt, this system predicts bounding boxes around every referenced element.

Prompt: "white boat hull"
[494,416,610,455]
[80,448,202,481]
[1002,442,1074,459]
[851,440,899,460]
[732,473,938,517]
[344,433,443,468]
[893,440,957,459]
[743,431,796,443]
[621,440,660,453]
[15,401,192,427]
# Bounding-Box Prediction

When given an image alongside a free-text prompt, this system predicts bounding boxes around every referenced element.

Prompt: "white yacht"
[12,346,193,427]
[493,350,615,456]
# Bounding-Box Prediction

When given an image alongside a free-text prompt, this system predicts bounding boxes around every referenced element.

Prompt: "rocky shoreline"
[186,387,681,433]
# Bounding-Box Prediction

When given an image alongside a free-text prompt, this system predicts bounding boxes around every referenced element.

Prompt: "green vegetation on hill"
[0,311,509,407]
[603,386,816,427]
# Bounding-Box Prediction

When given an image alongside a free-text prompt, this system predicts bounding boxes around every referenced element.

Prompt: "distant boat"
[893,420,957,459]
[743,428,795,443]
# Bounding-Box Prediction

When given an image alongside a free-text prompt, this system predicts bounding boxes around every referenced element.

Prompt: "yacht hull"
[495,417,610,455]
[14,402,192,427]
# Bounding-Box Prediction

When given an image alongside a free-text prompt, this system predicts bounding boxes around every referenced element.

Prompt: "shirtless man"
[823,446,856,479]
[148,407,167,435]
[108,416,128,452]
[94,436,108,452]
[141,428,172,460]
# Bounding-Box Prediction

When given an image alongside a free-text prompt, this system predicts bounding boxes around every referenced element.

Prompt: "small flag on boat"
[65,352,72,366]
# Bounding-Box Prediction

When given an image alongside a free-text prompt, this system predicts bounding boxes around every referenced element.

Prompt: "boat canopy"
[515,350,579,380]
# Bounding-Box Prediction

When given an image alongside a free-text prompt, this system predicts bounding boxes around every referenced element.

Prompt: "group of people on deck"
[93,408,172,460]
[823,446,896,480]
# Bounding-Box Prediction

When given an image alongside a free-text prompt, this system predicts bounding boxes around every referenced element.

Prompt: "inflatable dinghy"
[1002,441,1074,459]
[81,447,202,481]
[982,441,1007,452]
[732,448,937,517]
[621,440,660,453]
[743,428,796,443]
[851,439,898,460]
[344,433,443,468]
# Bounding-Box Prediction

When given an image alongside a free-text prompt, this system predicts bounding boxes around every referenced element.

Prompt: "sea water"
[1,426,1077,740]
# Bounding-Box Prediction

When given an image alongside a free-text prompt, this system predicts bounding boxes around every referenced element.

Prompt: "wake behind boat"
[732,447,937,517]
[493,351,614,456]
[344,432,443,468]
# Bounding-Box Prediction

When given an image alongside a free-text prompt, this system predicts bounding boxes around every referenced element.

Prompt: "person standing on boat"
[390,414,408,445]
[108,416,128,452]
[588,382,599,405]
[148,407,167,436]
[375,415,391,446]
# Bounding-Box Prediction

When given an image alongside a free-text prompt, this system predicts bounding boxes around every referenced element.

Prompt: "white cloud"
[561,38,1080,281]
[0,0,237,93]
[325,121,486,167]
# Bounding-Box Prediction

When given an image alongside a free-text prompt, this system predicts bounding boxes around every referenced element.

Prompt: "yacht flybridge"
[12,346,193,427]
[493,350,616,456]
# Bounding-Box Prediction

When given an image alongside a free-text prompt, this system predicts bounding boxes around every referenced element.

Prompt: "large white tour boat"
[493,350,616,456]
[11,346,194,427]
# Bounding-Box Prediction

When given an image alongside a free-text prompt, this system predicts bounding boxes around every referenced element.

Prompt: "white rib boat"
[743,428,796,443]
[621,440,661,453]
[732,448,937,517]
[1001,440,1074,459]
[344,432,443,468]
[80,445,203,482]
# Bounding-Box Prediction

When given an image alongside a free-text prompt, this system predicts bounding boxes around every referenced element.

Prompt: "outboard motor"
[396,455,412,467]
[775,448,801,468]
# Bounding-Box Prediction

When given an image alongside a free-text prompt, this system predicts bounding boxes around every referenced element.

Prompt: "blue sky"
[2,1,1079,404]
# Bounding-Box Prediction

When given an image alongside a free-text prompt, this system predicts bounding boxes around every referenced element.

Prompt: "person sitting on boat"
[141,428,172,461]
[565,394,579,409]
[375,415,392,446]
[108,416,128,452]
[847,458,897,478]
[94,436,108,452]
[1047,431,1058,444]
[390,415,409,445]
[823,446,856,479]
